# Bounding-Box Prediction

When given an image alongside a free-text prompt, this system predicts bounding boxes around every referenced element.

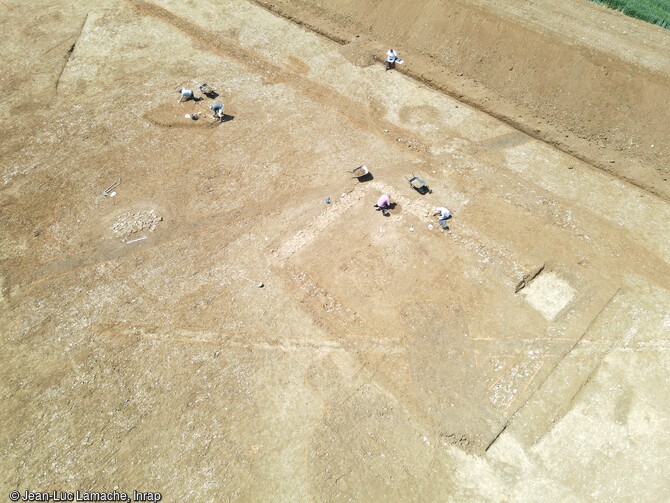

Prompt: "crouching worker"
[178,88,195,103]
[375,194,393,216]
[210,102,224,122]
[433,207,452,230]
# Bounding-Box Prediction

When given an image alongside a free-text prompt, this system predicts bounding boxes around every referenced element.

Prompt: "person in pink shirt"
[374,194,392,215]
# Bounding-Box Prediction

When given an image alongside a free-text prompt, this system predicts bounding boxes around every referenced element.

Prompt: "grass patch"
[590,0,670,29]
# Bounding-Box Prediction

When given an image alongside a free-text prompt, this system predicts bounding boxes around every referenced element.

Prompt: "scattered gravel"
[112,210,162,240]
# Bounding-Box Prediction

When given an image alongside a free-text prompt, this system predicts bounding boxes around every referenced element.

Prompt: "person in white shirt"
[433,207,452,229]
[386,49,400,71]
[178,88,194,103]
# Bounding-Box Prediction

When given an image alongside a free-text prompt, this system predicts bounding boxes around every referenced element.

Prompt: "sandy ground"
[253,0,670,201]
[1,0,669,501]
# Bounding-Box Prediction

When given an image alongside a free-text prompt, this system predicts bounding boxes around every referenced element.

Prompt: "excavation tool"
[348,165,372,182]
[198,83,218,98]
[405,173,431,194]
[239,272,264,288]
[126,236,147,244]
[102,179,121,197]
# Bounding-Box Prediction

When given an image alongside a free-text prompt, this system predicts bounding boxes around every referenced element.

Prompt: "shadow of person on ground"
[375,202,397,216]
[209,114,235,128]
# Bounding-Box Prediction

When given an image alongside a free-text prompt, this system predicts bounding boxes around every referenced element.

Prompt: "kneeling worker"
[375,194,393,216]
[178,88,195,103]
[433,207,452,229]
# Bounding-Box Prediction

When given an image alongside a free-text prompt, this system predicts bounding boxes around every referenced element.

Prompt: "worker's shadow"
[375,202,397,216]
[209,114,235,128]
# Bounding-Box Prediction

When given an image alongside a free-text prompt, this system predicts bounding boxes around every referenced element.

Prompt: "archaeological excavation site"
[2,0,669,500]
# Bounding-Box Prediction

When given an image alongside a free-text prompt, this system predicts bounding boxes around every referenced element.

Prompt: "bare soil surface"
[253,0,670,200]
[1,0,669,501]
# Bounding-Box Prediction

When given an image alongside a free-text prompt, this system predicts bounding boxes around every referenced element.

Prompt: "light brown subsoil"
[252,0,670,200]
[1,0,669,501]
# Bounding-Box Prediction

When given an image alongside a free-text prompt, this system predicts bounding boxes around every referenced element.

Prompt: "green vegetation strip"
[590,0,670,28]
